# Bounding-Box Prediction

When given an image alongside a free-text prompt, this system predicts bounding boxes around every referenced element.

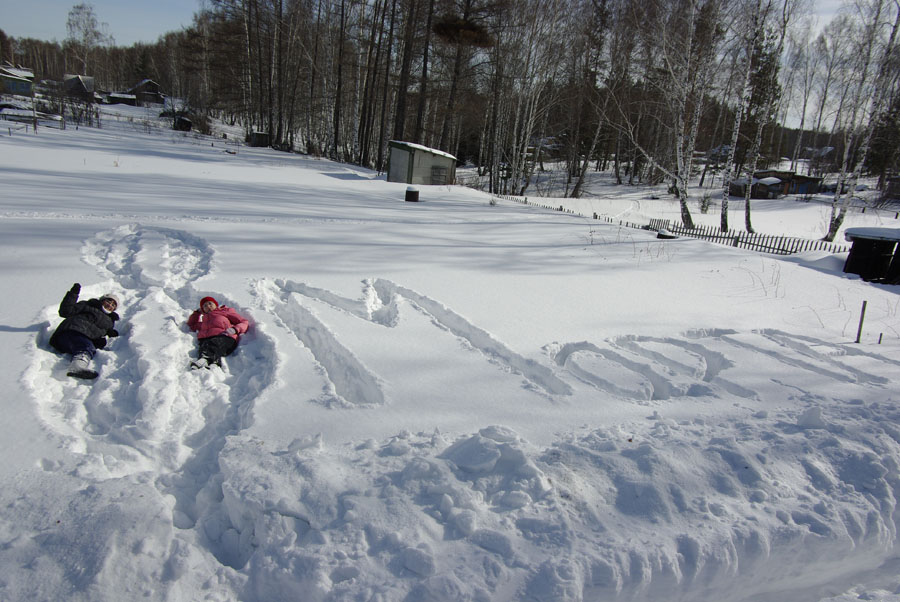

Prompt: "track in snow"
[27,224,277,567]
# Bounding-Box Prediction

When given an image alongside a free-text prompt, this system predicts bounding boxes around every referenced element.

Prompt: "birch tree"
[606,0,726,228]
[786,21,819,172]
[66,3,112,75]
[570,0,611,199]
[740,24,784,233]
[741,0,797,233]
[433,0,497,151]
[506,0,570,195]
[825,0,900,241]
[719,0,765,232]
[807,18,849,174]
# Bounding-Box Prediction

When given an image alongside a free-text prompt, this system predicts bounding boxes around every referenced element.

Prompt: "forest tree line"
[3,0,900,238]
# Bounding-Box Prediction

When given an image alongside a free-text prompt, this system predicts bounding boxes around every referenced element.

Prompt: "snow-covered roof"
[0,73,31,84]
[389,140,457,161]
[732,176,782,187]
[127,79,161,93]
[0,66,34,80]
[844,227,900,242]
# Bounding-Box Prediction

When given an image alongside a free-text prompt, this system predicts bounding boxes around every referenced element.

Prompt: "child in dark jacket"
[49,283,121,379]
[187,296,249,369]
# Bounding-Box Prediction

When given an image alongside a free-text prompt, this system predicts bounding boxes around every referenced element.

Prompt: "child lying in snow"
[186,296,249,369]
[49,283,121,379]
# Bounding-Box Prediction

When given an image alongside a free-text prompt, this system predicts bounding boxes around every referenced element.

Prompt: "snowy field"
[1,105,900,601]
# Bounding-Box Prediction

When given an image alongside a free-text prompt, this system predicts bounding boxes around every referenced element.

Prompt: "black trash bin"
[405,186,420,202]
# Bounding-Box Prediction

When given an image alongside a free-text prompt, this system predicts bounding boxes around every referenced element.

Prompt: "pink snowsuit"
[187,306,249,340]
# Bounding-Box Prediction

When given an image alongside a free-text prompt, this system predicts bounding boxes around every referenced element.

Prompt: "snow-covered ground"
[1,104,900,601]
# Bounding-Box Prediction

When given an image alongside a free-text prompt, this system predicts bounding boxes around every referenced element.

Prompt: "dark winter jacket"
[49,284,120,351]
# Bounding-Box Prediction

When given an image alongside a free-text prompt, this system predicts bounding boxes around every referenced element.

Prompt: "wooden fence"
[1,113,66,133]
[646,219,850,255]
[493,194,850,256]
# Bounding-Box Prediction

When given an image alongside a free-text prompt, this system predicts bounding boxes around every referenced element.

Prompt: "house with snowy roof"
[64,74,100,103]
[0,65,34,96]
[753,169,822,196]
[729,170,822,198]
[127,79,164,105]
[728,176,784,199]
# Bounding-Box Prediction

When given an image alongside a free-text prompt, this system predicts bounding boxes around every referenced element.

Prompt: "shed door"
[389,148,410,183]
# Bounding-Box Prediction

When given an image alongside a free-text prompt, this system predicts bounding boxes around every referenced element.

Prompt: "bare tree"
[825,0,900,241]
[434,0,497,151]
[719,0,768,232]
[392,0,420,141]
[66,3,113,75]
[807,18,849,175]
[570,0,611,199]
[505,0,570,195]
[786,20,819,172]
[605,0,726,228]
[739,0,795,234]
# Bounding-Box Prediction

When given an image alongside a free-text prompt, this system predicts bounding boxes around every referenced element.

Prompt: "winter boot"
[190,357,209,370]
[67,352,98,380]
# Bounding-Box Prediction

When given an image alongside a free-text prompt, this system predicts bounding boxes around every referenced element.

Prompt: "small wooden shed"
[843,227,900,284]
[883,176,900,201]
[387,141,457,185]
[248,131,270,147]
[173,116,192,132]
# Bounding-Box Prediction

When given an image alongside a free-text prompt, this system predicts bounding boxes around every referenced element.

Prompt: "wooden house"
[127,79,165,105]
[730,170,822,198]
[107,93,137,106]
[64,75,98,102]
[753,170,822,195]
[0,65,34,95]
[728,176,783,199]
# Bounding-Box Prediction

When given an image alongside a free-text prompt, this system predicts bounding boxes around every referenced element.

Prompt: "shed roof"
[127,79,160,93]
[844,227,900,242]
[389,140,456,161]
[0,73,31,84]
[0,66,34,80]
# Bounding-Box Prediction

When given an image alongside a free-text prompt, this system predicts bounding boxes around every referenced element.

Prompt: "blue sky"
[2,0,202,45]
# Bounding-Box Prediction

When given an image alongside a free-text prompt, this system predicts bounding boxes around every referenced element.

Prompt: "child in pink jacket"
[187,296,249,369]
